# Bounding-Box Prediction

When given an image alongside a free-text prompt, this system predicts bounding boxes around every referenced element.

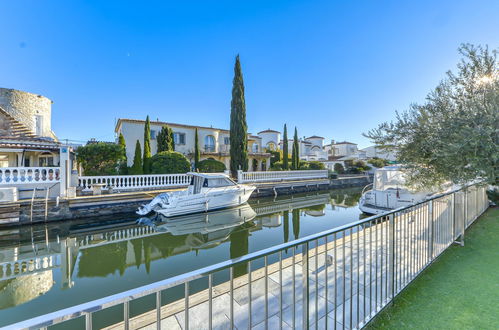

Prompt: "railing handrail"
[78,173,188,179]
[6,183,484,330]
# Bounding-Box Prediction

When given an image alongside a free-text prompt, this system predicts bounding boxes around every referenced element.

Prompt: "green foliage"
[198,158,226,173]
[151,151,190,174]
[157,126,174,153]
[267,149,281,167]
[230,55,249,176]
[283,124,289,170]
[194,128,200,170]
[291,127,300,170]
[76,142,125,176]
[143,116,152,174]
[486,188,499,205]
[345,159,370,174]
[368,157,389,168]
[334,163,345,174]
[303,161,325,170]
[118,133,128,175]
[365,44,499,189]
[169,127,175,151]
[270,160,284,171]
[130,140,143,174]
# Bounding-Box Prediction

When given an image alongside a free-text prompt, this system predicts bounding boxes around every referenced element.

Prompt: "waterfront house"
[0,88,62,167]
[258,129,328,161]
[115,119,271,171]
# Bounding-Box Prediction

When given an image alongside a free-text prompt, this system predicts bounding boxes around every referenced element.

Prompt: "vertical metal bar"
[302,243,310,329]
[363,223,366,322]
[265,256,269,329]
[428,200,434,262]
[349,227,353,330]
[185,282,189,330]
[156,291,161,330]
[279,250,283,330]
[123,301,129,330]
[85,313,92,330]
[369,219,373,316]
[333,232,338,330]
[375,218,378,311]
[342,232,346,330]
[230,267,234,330]
[315,239,319,327]
[388,213,395,302]
[356,225,360,327]
[292,247,296,329]
[209,274,213,330]
[248,261,252,328]
[325,235,329,330]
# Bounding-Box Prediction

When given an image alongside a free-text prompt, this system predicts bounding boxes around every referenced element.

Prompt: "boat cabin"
[373,166,406,191]
[188,172,237,194]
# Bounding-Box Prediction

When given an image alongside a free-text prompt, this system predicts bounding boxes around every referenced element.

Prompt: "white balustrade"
[0,167,61,185]
[78,173,191,191]
[237,169,328,183]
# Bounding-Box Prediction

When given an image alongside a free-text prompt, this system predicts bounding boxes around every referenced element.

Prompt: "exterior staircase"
[0,106,37,138]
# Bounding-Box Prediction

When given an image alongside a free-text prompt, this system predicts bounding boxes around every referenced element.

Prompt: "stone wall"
[0,88,53,138]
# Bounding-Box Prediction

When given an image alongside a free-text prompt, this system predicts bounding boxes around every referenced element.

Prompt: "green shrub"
[197,158,226,173]
[76,142,125,176]
[270,161,284,171]
[367,157,389,168]
[151,151,191,174]
[306,161,325,170]
[334,163,345,174]
[486,188,498,205]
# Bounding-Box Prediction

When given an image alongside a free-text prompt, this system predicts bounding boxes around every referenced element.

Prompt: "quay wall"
[1,176,371,227]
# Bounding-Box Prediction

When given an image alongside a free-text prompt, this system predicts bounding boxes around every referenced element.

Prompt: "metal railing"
[238,169,329,183]
[0,167,61,185]
[77,173,190,191]
[7,184,489,330]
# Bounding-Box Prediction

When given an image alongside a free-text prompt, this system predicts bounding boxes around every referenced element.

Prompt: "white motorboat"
[137,172,256,217]
[359,166,433,215]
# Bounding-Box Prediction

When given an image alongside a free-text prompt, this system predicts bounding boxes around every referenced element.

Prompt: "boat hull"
[156,185,255,217]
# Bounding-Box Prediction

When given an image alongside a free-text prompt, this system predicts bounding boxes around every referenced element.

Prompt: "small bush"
[367,157,389,168]
[76,142,125,176]
[151,151,190,174]
[270,161,284,171]
[306,161,325,170]
[197,158,226,173]
[334,163,345,174]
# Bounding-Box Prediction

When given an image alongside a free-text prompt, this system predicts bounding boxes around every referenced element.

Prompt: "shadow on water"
[0,187,363,328]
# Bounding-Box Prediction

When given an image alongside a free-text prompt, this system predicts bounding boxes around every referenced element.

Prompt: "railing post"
[302,242,309,329]
[428,200,434,259]
[388,213,395,300]
[237,170,243,183]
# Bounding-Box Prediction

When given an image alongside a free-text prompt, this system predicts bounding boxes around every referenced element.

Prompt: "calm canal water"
[0,188,363,328]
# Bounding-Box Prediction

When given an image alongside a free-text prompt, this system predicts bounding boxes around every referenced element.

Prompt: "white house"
[116,119,271,171]
[360,145,397,161]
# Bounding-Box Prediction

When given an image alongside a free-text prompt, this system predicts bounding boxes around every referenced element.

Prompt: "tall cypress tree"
[194,128,200,170]
[169,127,175,151]
[143,116,152,174]
[229,55,248,177]
[291,127,300,170]
[131,140,143,174]
[118,133,128,175]
[283,124,289,170]
[157,126,169,153]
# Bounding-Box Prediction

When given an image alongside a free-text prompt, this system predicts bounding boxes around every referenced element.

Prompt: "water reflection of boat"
[156,204,257,236]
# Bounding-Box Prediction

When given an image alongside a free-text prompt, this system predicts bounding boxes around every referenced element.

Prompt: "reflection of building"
[0,271,53,309]
[116,119,271,171]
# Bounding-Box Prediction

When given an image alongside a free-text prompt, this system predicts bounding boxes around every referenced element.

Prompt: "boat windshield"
[374,169,405,191]
[205,177,236,188]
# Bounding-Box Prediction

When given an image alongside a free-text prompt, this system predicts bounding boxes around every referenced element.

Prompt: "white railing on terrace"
[0,167,61,185]
[7,184,489,330]
[238,169,328,183]
[78,173,190,191]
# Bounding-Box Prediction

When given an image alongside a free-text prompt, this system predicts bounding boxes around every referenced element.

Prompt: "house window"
[204,135,216,152]
[150,130,157,139]
[173,132,186,145]
[252,144,259,153]
[39,153,54,167]
[224,137,230,145]
[33,115,43,136]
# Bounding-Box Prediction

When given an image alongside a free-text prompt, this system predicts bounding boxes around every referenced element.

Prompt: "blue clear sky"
[1,0,498,148]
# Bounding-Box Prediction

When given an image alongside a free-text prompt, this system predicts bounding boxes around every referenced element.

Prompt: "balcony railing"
[204,145,216,153]
[78,173,190,191]
[0,167,61,185]
[6,184,489,329]
[238,169,329,183]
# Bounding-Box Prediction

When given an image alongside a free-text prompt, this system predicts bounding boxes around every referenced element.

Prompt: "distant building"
[116,119,271,171]
[360,145,397,161]
[0,88,61,167]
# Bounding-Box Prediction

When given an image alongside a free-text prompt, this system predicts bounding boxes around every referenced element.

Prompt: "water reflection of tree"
[283,211,289,243]
[343,191,361,207]
[132,239,142,269]
[229,223,252,277]
[292,209,300,239]
[77,241,128,278]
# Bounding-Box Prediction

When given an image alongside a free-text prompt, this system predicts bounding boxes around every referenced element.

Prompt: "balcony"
[204,145,216,153]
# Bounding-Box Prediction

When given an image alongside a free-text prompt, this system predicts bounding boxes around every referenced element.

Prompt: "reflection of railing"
[78,173,190,191]
[0,254,60,281]
[238,169,328,183]
[78,226,160,248]
[0,167,61,185]
[8,184,489,330]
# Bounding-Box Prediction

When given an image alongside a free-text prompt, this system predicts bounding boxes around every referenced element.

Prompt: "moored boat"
[137,172,256,217]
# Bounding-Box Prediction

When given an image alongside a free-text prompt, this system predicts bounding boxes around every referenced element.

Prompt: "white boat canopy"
[374,166,406,191]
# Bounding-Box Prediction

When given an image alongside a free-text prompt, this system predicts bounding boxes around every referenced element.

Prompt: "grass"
[366,207,499,330]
